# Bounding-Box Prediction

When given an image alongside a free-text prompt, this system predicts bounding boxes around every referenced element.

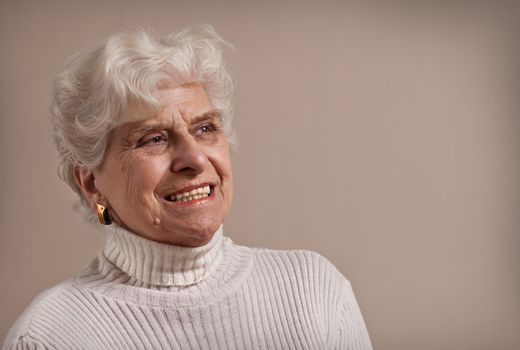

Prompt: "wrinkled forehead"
[115,82,211,126]
[116,87,220,135]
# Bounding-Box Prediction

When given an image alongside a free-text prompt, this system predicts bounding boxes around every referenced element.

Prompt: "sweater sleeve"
[2,289,55,350]
[313,252,373,350]
[3,335,48,350]
[335,280,373,350]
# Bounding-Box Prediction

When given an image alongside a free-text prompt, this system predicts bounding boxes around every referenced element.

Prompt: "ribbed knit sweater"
[4,225,373,349]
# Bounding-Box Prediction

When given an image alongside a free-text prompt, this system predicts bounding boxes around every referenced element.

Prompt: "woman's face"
[91,84,233,247]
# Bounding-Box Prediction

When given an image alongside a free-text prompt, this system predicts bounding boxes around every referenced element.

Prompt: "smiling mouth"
[165,185,212,203]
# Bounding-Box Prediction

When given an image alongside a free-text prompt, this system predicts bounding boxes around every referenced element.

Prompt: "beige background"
[1,1,519,349]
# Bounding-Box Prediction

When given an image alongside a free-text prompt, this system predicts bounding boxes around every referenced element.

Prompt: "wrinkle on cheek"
[120,151,162,224]
[119,153,149,217]
[117,152,138,209]
[119,150,137,173]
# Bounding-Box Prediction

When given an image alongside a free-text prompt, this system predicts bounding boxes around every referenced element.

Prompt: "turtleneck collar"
[102,224,224,287]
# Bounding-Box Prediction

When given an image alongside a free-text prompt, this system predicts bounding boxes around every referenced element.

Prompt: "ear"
[73,164,104,209]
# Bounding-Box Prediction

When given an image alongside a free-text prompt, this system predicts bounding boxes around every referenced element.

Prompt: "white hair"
[51,25,235,220]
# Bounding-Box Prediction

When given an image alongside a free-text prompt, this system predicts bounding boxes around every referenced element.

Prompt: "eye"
[137,132,168,147]
[195,123,218,135]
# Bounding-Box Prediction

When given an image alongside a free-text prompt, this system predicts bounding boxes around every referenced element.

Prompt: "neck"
[102,224,224,287]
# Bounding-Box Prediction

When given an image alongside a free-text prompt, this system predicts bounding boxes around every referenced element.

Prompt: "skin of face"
[75,83,233,247]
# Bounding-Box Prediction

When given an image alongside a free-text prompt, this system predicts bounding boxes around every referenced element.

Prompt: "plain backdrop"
[1,1,519,349]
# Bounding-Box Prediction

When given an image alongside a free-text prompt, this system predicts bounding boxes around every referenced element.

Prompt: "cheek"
[127,155,169,197]
[120,153,146,203]
[207,143,233,206]
[210,143,233,182]
[106,152,169,207]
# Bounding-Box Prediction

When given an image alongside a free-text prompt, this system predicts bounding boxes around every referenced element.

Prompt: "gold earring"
[96,204,112,225]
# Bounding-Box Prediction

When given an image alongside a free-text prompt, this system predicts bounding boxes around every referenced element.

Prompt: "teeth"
[170,185,211,202]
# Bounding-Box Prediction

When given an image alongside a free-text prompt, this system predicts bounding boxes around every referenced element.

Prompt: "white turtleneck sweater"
[4,226,373,349]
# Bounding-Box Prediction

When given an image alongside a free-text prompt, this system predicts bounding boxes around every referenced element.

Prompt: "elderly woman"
[4,26,372,349]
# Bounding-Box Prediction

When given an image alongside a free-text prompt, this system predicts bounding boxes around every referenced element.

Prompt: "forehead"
[117,84,216,135]
[157,84,211,110]
[153,84,213,126]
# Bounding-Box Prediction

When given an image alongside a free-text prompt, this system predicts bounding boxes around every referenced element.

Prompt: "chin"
[164,220,222,247]
[192,225,221,245]
[185,236,213,247]
[175,230,215,247]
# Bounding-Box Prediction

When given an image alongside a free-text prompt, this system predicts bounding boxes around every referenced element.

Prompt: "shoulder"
[3,280,81,349]
[252,246,346,273]
[250,246,352,291]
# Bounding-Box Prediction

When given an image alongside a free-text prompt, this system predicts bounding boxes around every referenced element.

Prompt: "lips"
[164,184,213,203]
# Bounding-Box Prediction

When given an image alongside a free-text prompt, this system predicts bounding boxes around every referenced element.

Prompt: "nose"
[170,133,207,175]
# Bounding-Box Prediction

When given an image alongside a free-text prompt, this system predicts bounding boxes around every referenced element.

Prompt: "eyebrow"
[190,110,222,125]
[125,109,222,137]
